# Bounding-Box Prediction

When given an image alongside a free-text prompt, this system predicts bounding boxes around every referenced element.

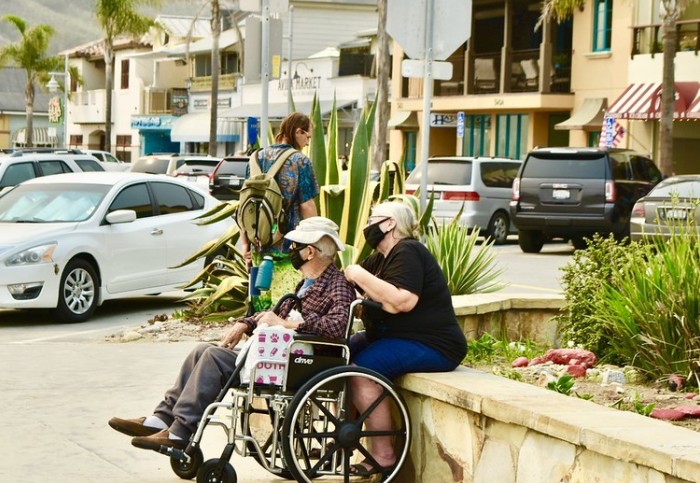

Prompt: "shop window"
[588,131,601,147]
[462,115,491,157]
[121,59,130,89]
[405,131,417,173]
[495,114,528,159]
[593,0,613,52]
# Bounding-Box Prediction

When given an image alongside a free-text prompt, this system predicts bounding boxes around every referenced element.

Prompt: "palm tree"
[94,0,159,153]
[0,15,62,148]
[657,0,697,176]
[208,0,221,156]
[371,0,390,171]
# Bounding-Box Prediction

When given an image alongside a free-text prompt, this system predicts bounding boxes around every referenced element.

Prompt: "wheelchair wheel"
[281,366,411,482]
[170,447,203,480]
[242,399,293,480]
[196,459,237,483]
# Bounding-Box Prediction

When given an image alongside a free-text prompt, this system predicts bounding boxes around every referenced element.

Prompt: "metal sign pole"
[261,0,270,148]
[287,5,294,113]
[418,0,434,213]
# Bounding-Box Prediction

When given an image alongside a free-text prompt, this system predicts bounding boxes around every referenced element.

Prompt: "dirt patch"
[471,361,700,433]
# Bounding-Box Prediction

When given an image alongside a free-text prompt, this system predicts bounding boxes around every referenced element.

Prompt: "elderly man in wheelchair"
[109,216,411,483]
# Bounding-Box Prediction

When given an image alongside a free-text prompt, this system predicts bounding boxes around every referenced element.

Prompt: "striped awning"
[687,90,700,119]
[607,82,700,120]
[11,126,58,146]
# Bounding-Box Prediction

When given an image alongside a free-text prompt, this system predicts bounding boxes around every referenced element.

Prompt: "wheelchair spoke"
[308,395,341,426]
[355,387,390,426]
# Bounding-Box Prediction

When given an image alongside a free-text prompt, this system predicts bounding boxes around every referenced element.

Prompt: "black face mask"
[289,247,308,270]
[363,217,390,249]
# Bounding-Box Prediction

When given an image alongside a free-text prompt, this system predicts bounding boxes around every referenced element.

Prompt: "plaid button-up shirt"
[239,263,355,340]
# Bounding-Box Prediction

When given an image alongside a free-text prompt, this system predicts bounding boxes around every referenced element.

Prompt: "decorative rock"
[601,370,626,385]
[668,374,685,391]
[533,348,596,368]
[529,357,544,366]
[566,365,587,378]
[650,408,686,421]
[685,393,697,400]
[622,366,644,385]
[676,405,700,417]
[138,322,163,334]
[512,356,529,368]
[121,331,143,342]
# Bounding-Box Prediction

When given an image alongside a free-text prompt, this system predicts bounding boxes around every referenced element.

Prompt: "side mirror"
[105,209,137,224]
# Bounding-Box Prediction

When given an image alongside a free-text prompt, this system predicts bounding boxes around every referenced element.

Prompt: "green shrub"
[590,232,700,385]
[557,234,647,361]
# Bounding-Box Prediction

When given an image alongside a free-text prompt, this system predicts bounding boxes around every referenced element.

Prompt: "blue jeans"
[349,332,457,380]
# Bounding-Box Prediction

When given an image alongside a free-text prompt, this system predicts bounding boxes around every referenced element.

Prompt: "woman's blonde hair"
[371,201,420,239]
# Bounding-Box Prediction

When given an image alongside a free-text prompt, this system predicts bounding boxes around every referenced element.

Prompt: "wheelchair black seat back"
[167,297,412,483]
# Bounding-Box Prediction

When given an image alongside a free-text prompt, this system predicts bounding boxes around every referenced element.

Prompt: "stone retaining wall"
[392,294,700,483]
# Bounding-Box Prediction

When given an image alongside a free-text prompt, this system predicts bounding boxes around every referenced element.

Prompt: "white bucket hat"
[284,216,344,251]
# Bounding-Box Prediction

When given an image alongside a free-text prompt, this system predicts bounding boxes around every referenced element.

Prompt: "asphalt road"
[0,240,574,482]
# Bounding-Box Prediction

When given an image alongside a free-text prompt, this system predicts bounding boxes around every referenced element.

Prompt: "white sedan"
[0,172,234,322]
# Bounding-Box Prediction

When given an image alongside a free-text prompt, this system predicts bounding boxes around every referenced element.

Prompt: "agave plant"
[424,208,505,295]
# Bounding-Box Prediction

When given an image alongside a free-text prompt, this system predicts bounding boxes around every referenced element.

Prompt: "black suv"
[510,147,662,253]
[209,155,249,200]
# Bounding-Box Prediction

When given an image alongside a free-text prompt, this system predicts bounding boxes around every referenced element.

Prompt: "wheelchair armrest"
[294,334,347,346]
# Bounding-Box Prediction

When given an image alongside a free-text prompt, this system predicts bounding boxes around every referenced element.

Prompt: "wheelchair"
[161,297,411,483]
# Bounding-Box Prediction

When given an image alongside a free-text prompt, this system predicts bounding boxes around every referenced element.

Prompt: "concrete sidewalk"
[0,340,284,482]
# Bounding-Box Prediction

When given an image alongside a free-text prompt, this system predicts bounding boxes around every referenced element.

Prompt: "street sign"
[457,112,465,138]
[401,59,453,80]
[387,0,472,61]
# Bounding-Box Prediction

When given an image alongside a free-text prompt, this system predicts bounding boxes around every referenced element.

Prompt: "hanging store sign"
[430,112,459,127]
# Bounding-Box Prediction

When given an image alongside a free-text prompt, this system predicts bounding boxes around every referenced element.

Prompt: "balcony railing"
[632,19,700,57]
[189,73,239,92]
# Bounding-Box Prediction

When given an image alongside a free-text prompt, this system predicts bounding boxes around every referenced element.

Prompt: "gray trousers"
[153,343,240,439]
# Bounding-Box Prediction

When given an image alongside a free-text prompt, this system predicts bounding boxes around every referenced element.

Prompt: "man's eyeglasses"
[291,242,315,251]
[366,216,390,225]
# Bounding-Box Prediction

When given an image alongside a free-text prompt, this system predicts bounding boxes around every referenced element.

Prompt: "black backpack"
[235,147,296,248]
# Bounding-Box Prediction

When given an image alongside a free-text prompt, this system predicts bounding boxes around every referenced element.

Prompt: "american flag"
[599,118,625,148]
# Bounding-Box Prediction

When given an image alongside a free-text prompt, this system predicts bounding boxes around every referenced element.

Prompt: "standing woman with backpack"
[240,112,320,310]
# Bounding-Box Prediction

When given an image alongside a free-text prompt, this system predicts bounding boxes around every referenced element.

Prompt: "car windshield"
[406,160,473,185]
[175,162,217,175]
[651,180,700,199]
[522,154,607,179]
[0,183,109,222]
[218,159,248,176]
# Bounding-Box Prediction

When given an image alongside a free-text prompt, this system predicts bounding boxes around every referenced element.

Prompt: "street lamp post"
[46,55,69,149]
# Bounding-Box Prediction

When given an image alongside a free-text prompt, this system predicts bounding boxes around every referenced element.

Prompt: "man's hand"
[220,322,248,348]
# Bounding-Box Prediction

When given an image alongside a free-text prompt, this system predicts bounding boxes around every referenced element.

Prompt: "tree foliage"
[0,15,62,147]
[93,0,160,152]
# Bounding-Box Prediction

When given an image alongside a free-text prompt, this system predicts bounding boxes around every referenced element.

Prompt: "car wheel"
[570,236,588,250]
[486,212,510,245]
[54,259,99,323]
[518,230,544,253]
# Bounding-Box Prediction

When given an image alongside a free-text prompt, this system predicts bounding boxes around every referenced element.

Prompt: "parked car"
[630,174,700,242]
[130,154,219,176]
[405,156,522,244]
[510,147,662,253]
[82,149,130,171]
[0,172,234,322]
[209,155,249,200]
[173,158,221,191]
[0,152,105,194]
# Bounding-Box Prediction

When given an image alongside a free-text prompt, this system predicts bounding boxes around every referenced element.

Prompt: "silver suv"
[405,156,522,244]
[0,152,105,191]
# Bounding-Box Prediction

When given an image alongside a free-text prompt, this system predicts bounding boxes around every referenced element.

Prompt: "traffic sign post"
[387,0,472,211]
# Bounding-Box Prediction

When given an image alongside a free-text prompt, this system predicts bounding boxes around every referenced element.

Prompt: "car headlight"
[5,243,57,266]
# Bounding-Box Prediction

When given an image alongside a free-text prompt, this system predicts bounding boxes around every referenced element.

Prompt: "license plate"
[552,189,570,200]
[187,176,197,182]
[664,208,687,220]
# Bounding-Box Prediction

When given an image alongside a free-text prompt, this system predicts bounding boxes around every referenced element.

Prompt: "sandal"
[348,459,393,477]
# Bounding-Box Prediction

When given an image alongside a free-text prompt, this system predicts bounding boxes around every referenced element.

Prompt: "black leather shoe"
[108,417,161,437]
[132,429,188,451]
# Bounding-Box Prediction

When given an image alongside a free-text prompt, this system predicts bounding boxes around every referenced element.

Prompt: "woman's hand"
[344,264,365,284]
